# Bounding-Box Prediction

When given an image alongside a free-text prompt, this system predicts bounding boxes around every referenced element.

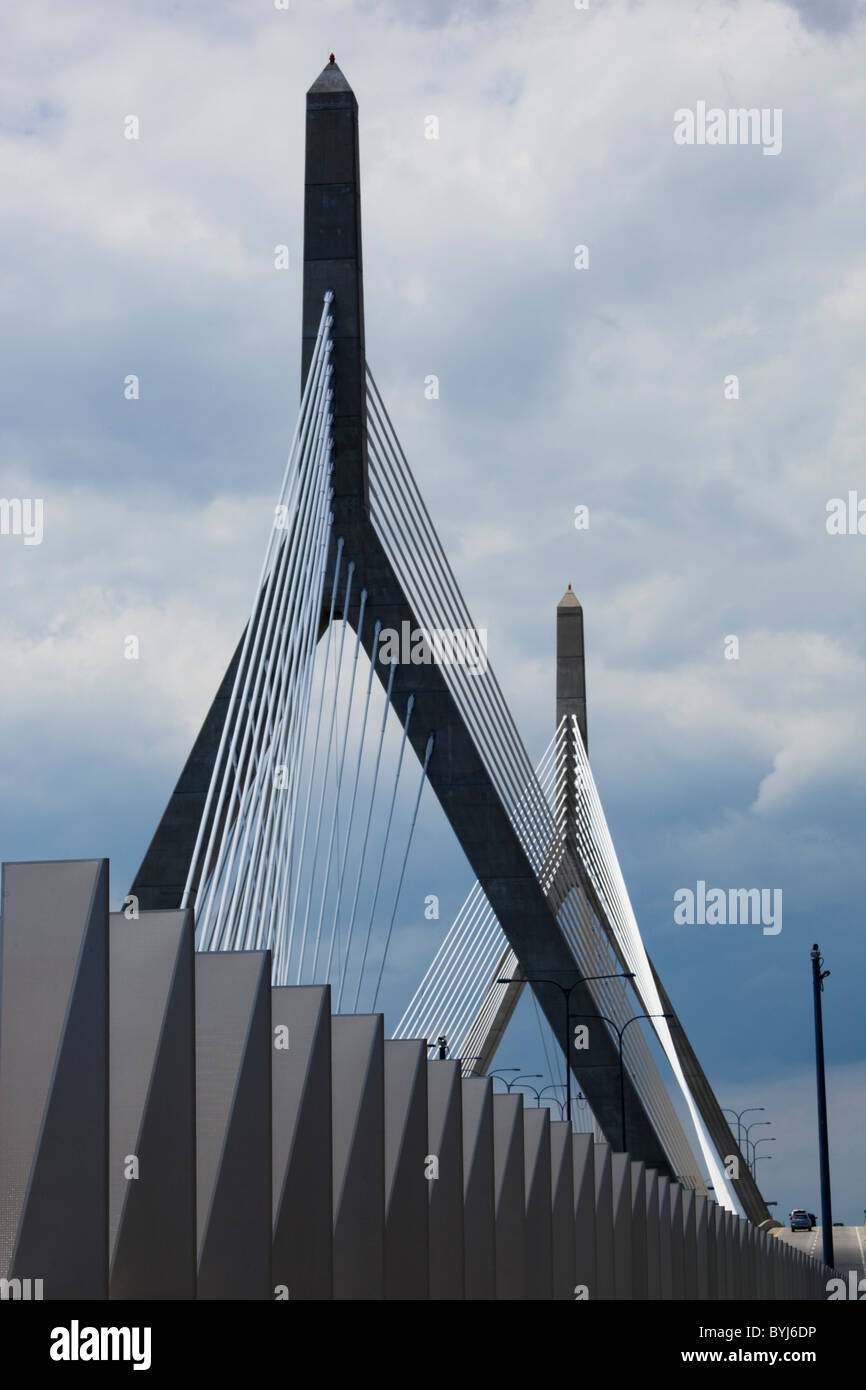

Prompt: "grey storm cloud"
[782,0,865,33]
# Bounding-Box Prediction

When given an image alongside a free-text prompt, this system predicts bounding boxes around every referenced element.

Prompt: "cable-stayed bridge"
[128,58,764,1223]
[1,58,824,1303]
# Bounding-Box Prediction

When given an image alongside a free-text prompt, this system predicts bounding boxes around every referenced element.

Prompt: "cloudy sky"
[1,0,864,1224]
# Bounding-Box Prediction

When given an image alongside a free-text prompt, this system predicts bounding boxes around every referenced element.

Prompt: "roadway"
[775,1224,866,1284]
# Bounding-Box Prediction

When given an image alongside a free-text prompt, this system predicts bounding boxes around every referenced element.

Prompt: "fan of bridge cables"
[184,300,436,1012]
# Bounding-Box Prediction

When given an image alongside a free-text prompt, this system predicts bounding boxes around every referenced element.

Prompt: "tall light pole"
[722,1105,764,1156]
[810,943,834,1269]
[743,1120,771,1178]
[750,1135,776,1179]
[538,1085,567,1120]
[753,1154,773,1180]
[744,1119,771,1147]
[567,1009,673,1151]
[498,971,634,1126]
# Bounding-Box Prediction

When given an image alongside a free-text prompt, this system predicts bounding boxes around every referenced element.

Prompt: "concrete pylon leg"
[109,909,196,1300]
[384,1040,429,1301]
[272,985,332,1300]
[426,1061,465,1300]
[493,1094,527,1301]
[0,859,109,1300]
[611,1153,633,1301]
[331,1015,384,1300]
[461,1076,496,1300]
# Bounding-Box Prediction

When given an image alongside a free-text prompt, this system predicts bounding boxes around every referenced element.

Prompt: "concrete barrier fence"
[0,861,833,1301]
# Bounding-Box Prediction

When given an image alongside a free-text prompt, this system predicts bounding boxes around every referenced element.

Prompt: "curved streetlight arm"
[618,1012,674,1047]
[513,1082,544,1104]
[505,1073,543,1094]
[744,1119,772,1145]
[538,1084,566,1101]
[499,973,635,1130]
[722,1105,764,1155]
[567,1010,672,1152]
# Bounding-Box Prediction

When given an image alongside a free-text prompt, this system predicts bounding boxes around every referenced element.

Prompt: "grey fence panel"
[493,1094,527,1301]
[109,909,195,1300]
[0,859,109,1299]
[196,951,272,1300]
[593,1142,615,1300]
[331,1014,385,1300]
[550,1122,576,1301]
[644,1169,661,1301]
[630,1161,648,1300]
[272,984,332,1300]
[426,1060,465,1300]
[611,1152,633,1301]
[462,1076,496,1301]
[523,1108,553,1301]
[384,1040,429,1301]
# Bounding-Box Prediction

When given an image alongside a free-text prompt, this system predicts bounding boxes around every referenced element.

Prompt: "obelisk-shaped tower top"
[556,585,587,852]
[556,585,587,753]
[308,55,353,94]
[302,57,368,517]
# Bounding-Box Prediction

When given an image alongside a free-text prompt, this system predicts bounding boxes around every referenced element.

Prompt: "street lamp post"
[722,1106,764,1156]
[749,1136,776,1179]
[567,1009,674,1151]
[538,1084,565,1118]
[743,1119,771,1172]
[743,1121,770,1179]
[810,943,835,1270]
[498,971,634,1126]
[753,1154,773,1179]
